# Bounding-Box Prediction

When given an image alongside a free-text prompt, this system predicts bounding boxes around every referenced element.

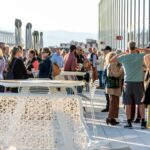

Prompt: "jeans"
[66,88,74,95]
[0,86,4,92]
[98,71,104,88]
[77,86,82,94]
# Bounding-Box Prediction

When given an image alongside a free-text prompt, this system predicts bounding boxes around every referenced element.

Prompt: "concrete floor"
[82,89,150,150]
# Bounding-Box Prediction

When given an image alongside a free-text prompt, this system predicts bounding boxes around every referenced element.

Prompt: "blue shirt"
[51,53,64,68]
[118,53,145,82]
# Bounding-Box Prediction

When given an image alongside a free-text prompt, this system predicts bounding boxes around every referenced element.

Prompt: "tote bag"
[106,76,119,88]
[106,63,120,88]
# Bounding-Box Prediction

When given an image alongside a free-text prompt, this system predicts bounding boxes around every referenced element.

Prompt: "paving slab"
[83,89,150,150]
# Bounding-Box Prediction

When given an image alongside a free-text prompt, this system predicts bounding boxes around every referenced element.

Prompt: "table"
[0,80,100,150]
[60,71,86,76]
[0,80,85,94]
[56,71,87,81]
[29,70,86,79]
[0,80,85,88]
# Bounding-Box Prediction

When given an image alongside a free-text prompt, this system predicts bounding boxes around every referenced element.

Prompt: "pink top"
[64,52,77,71]
[32,60,39,70]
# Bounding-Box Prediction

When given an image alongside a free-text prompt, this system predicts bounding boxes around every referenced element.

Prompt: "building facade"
[0,31,15,46]
[60,39,98,52]
[98,0,150,50]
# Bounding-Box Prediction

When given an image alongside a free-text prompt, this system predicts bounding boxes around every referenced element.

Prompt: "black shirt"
[76,54,84,64]
[9,58,28,79]
[39,57,53,79]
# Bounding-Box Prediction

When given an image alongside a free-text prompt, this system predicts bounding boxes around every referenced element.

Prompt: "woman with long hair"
[7,46,28,92]
[105,52,124,125]
[142,54,150,128]
[26,49,39,78]
[143,54,150,105]
[0,48,5,92]
[8,46,28,79]
[39,48,52,79]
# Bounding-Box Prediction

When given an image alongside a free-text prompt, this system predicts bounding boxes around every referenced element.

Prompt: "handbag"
[53,63,61,77]
[6,59,17,80]
[106,76,119,88]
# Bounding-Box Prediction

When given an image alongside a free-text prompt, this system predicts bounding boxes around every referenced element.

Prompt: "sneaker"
[141,121,147,129]
[124,123,132,129]
[101,108,109,112]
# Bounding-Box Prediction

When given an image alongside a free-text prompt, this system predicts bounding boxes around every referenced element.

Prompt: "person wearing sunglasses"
[38,48,52,79]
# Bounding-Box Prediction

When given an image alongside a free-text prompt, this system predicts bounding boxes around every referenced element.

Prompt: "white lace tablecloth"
[0,93,100,150]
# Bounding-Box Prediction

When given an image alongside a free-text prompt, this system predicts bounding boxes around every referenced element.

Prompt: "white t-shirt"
[97,56,104,71]
[93,54,97,68]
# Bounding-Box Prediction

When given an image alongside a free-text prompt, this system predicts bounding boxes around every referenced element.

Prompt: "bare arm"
[109,63,124,77]
[144,53,150,70]
[137,48,150,53]
[110,54,124,63]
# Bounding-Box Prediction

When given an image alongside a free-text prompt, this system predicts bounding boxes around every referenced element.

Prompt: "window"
[144,0,149,46]
[127,0,132,41]
[135,0,139,46]
[131,0,135,40]
[140,0,144,47]
[124,0,128,50]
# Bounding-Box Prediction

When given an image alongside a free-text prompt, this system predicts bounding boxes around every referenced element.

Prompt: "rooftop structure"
[0,31,15,46]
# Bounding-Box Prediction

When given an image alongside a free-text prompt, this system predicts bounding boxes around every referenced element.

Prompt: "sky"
[0,0,99,34]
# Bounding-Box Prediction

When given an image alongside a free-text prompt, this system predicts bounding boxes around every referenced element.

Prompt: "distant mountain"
[43,30,98,47]
[0,28,98,47]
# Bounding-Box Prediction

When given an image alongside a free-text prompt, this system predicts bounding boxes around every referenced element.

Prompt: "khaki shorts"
[123,82,144,105]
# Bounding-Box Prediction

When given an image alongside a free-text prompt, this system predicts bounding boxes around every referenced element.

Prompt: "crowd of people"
[0,42,103,92]
[102,41,150,129]
[0,41,150,129]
